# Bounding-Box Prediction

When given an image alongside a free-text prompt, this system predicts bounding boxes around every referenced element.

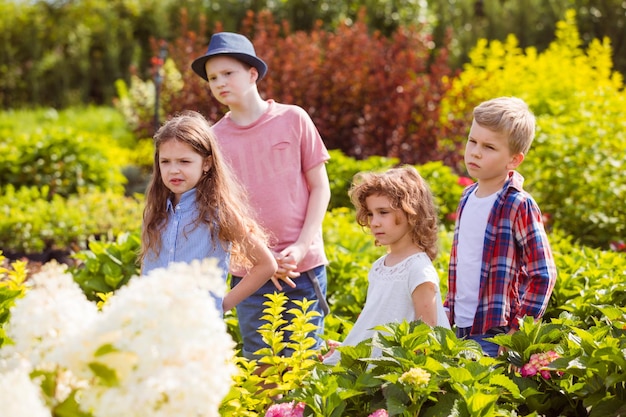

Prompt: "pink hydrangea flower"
[368,410,389,417]
[265,401,305,417]
[540,370,552,379]
[521,350,562,379]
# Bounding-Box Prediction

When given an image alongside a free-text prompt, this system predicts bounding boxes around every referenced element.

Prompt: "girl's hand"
[318,340,341,361]
[269,273,297,291]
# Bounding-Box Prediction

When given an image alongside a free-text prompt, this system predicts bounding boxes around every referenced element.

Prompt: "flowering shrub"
[265,401,305,417]
[520,350,562,379]
[398,367,431,387]
[0,259,236,417]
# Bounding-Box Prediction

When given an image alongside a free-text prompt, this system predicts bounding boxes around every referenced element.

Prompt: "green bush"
[0,106,136,147]
[0,106,147,256]
[0,127,128,198]
[71,232,141,302]
[326,150,398,210]
[326,150,468,230]
[496,314,626,416]
[544,230,626,326]
[0,185,142,254]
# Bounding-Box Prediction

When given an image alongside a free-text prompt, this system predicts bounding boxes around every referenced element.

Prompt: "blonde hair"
[140,110,268,268]
[349,165,439,260]
[473,96,536,155]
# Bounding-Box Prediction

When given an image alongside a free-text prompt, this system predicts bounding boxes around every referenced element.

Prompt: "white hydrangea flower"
[0,367,51,417]
[1,258,235,417]
[0,262,98,369]
[63,259,236,417]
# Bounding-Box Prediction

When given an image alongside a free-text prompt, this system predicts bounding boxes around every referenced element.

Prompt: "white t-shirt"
[454,188,499,328]
[324,252,450,365]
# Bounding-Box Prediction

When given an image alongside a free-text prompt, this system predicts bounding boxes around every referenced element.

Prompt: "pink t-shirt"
[212,100,330,276]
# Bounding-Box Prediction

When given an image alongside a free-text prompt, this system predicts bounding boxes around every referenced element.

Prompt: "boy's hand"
[497,328,517,357]
[278,244,306,267]
[269,250,300,291]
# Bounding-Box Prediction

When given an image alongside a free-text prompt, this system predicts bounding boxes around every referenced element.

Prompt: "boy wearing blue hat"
[192,32,331,361]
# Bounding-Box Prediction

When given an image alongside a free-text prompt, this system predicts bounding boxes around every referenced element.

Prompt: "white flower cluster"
[0,258,236,417]
[2,263,98,371]
[0,367,51,417]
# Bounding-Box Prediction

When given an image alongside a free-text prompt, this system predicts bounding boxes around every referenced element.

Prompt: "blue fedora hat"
[191,32,268,82]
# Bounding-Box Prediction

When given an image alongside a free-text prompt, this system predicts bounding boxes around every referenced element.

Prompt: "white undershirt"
[454,188,499,328]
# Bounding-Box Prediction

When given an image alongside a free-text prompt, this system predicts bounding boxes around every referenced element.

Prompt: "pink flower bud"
[521,363,537,377]
[265,401,306,417]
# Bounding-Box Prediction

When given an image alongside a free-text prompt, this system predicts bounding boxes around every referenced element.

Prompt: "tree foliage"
[1,0,625,109]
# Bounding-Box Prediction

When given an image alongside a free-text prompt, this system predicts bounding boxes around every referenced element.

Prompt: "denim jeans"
[456,326,507,357]
[231,265,328,360]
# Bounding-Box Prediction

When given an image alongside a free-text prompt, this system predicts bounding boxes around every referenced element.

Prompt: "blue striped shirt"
[142,188,230,282]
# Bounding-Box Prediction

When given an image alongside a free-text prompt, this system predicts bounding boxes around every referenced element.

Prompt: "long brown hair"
[140,110,267,268]
[349,165,439,260]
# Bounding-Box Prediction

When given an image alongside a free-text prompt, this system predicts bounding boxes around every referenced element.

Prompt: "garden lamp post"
[154,41,168,132]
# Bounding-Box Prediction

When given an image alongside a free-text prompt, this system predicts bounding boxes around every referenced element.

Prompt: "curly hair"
[140,110,268,269]
[349,165,439,260]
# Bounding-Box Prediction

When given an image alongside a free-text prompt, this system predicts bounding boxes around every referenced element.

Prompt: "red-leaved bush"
[152,8,469,168]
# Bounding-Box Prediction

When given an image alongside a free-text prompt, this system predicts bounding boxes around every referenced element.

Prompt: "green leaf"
[489,374,522,399]
[422,393,468,417]
[88,361,119,387]
[466,392,498,416]
[94,343,119,357]
[447,366,474,385]
[53,390,93,417]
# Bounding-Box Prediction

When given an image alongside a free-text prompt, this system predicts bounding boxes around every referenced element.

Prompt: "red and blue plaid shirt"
[445,171,557,334]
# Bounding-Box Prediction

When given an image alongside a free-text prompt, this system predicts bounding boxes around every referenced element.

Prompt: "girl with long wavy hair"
[141,110,278,312]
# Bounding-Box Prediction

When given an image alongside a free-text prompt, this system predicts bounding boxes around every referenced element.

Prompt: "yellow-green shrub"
[441,10,626,248]
[0,253,27,348]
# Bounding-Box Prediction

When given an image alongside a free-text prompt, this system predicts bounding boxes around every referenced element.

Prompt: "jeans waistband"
[456,326,472,338]
[456,325,510,339]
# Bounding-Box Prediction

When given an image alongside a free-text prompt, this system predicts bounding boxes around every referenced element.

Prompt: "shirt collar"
[166,188,197,212]
[504,170,525,192]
